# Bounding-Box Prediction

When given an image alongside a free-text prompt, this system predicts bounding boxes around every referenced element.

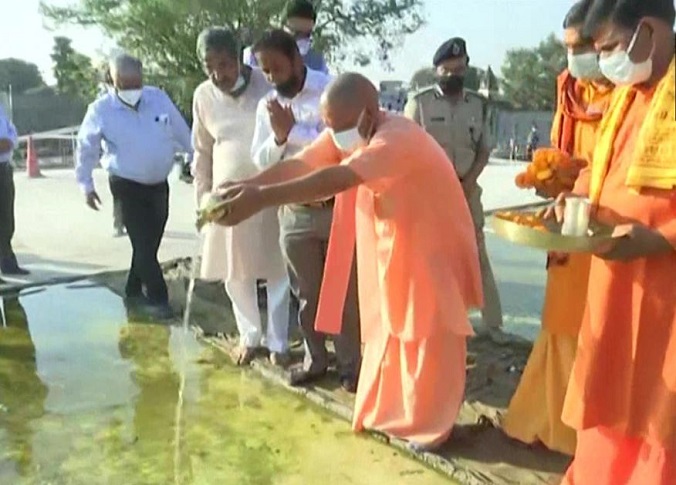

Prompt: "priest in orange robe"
[553,0,676,483]
[214,72,483,449]
[502,0,614,456]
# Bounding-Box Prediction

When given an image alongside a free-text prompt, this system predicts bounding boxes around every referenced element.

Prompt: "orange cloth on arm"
[313,187,357,335]
[561,79,676,484]
[298,115,482,447]
[503,74,611,456]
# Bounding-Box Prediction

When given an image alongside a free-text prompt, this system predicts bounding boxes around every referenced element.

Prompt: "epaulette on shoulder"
[464,89,486,102]
[408,85,437,99]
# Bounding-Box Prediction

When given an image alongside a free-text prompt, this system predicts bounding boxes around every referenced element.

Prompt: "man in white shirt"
[76,54,193,320]
[250,29,360,392]
[192,27,290,368]
[0,107,28,275]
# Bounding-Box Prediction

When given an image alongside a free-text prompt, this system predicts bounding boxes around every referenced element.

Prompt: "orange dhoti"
[503,253,590,455]
[562,427,676,485]
[353,327,467,448]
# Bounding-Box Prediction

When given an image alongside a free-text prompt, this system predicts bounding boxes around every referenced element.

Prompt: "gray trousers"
[280,204,361,378]
[466,184,503,328]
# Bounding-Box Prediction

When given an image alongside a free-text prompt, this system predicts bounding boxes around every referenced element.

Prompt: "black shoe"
[138,303,175,321]
[123,295,147,308]
[0,258,30,275]
[340,376,358,394]
[288,367,328,387]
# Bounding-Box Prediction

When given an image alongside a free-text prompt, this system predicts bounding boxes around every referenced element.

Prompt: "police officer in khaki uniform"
[404,37,503,333]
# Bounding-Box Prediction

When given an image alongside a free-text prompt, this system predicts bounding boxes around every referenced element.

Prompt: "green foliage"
[500,33,566,111]
[51,36,99,101]
[0,59,46,94]
[40,0,424,114]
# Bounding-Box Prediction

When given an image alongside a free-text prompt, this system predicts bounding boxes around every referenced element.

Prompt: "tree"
[500,33,566,111]
[51,36,99,101]
[40,0,424,113]
[0,59,45,94]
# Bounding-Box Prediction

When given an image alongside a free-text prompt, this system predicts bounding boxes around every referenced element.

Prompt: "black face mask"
[437,75,465,96]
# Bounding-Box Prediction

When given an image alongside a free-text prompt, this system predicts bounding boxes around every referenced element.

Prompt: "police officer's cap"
[433,37,468,66]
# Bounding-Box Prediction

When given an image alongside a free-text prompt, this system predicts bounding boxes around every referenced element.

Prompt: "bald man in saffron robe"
[214,73,483,449]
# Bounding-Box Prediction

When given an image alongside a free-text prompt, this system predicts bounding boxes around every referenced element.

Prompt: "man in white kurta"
[192,27,290,366]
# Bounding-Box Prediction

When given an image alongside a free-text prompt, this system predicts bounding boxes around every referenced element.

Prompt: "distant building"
[378,81,408,113]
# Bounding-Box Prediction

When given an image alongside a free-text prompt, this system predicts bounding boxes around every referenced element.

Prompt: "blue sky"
[1,0,576,85]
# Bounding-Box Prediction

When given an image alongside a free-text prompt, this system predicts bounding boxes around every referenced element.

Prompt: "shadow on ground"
[0,253,106,291]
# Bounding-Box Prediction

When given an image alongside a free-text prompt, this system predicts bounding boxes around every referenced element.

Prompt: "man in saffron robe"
[214,73,483,449]
[552,0,676,482]
[502,0,614,456]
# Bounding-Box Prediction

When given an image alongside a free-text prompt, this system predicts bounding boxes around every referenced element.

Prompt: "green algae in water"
[0,285,454,484]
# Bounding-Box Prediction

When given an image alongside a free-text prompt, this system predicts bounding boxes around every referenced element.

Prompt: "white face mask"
[297,38,312,56]
[567,52,603,80]
[331,111,374,152]
[117,89,142,106]
[331,127,363,152]
[230,74,246,93]
[598,26,653,86]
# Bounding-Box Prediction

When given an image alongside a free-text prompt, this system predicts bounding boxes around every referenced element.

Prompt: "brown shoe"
[234,346,257,366]
[269,352,290,368]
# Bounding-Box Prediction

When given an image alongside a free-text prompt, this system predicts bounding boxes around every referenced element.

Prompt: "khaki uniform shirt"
[404,86,492,179]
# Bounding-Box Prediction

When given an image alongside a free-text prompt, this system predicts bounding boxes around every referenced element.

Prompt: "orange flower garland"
[514,148,587,198]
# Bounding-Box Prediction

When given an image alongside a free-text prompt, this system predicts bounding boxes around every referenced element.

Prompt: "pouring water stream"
[173,229,204,484]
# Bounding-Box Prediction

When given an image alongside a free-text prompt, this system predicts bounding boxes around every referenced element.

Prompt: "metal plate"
[490,213,615,253]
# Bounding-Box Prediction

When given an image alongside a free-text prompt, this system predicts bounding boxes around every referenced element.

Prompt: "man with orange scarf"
[502,0,614,456]
[553,0,676,483]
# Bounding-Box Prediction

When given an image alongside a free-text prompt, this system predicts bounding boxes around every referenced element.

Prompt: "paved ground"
[6,159,546,340]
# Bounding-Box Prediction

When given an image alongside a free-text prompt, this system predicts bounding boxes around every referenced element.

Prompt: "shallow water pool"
[0,283,453,484]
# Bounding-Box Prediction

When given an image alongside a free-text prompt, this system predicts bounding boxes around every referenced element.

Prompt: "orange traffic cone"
[26,136,42,178]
